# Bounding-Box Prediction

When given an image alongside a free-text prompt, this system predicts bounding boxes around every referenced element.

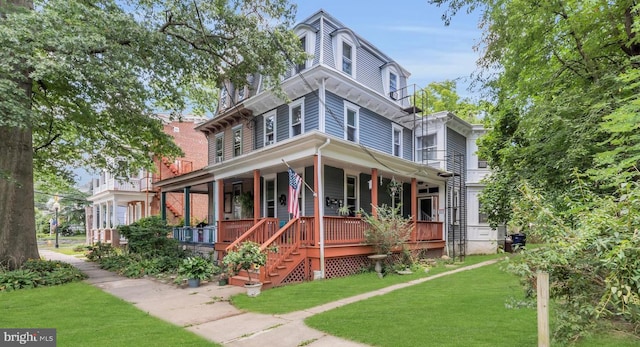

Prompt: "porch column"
[92,204,98,230]
[184,186,191,227]
[207,181,215,225]
[217,179,224,224]
[411,178,417,241]
[253,169,260,224]
[371,168,379,217]
[160,191,167,221]
[314,154,321,246]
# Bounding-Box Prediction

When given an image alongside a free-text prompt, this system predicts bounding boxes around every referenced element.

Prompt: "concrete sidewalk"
[40,250,501,347]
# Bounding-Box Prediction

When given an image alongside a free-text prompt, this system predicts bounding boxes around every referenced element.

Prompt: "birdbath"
[368,254,388,278]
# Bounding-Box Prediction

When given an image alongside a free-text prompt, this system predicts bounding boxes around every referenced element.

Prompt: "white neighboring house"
[412,111,494,255]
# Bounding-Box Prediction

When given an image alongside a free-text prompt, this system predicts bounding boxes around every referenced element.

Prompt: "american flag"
[288,168,302,218]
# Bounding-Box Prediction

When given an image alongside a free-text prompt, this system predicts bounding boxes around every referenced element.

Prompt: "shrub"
[360,204,412,255]
[117,216,184,257]
[0,259,86,292]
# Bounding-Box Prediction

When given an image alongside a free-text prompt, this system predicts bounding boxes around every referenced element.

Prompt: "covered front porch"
[157,132,451,287]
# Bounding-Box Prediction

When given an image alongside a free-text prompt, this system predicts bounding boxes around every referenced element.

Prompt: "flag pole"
[282,159,317,196]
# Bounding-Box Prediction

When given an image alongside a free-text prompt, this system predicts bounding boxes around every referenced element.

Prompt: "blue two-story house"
[156,10,456,287]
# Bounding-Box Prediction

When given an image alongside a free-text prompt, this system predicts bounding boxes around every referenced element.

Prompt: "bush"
[117,216,182,257]
[0,259,86,292]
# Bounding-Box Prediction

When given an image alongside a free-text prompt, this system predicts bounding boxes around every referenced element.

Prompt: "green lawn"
[304,263,639,347]
[0,282,217,347]
[231,253,506,314]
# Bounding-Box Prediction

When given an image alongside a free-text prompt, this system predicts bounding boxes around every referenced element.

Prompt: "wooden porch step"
[283,258,294,262]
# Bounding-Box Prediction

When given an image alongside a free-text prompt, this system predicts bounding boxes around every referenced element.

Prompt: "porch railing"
[173,226,217,244]
[218,219,255,243]
[323,216,368,245]
[224,218,279,251]
[412,221,443,241]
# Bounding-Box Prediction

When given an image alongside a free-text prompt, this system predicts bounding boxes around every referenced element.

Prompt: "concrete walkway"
[40,250,501,347]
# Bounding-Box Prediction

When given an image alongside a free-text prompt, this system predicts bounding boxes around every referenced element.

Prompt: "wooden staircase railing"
[258,218,305,287]
[224,218,279,252]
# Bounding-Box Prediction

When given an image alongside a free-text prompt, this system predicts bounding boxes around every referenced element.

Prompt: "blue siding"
[323,20,337,68]
[357,48,384,93]
[276,171,289,221]
[359,173,372,214]
[324,91,344,138]
[255,114,265,149]
[305,92,320,132]
[275,104,289,142]
[323,165,344,216]
[304,166,314,216]
[360,108,392,154]
[403,127,412,160]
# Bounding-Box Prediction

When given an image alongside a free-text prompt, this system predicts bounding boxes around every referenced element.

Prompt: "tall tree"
[413,80,485,123]
[0,0,305,269]
[430,0,640,340]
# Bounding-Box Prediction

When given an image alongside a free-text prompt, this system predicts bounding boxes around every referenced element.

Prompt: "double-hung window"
[344,101,359,142]
[297,36,307,73]
[232,126,242,157]
[290,98,304,137]
[392,125,402,157]
[215,134,224,163]
[342,41,353,75]
[389,72,398,99]
[417,133,437,161]
[264,111,276,146]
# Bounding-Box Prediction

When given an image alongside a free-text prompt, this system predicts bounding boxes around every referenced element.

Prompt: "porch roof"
[155,131,451,193]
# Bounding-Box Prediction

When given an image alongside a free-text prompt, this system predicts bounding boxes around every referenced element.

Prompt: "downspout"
[316,138,330,278]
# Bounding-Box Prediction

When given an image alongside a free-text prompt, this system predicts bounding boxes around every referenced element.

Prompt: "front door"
[419,197,438,221]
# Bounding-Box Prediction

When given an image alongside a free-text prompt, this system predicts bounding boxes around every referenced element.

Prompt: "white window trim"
[392,124,403,157]
[232,125,242,157]
[344,101,360,142]
[344,173,359,213]
[289,97,305,137]
[293,29,316,74]
[334,34,357,78]
[383,66,400,100]
[215,133,224,163]
[263,110,277,146]
[415,132,437,162]
[263,174,277,217]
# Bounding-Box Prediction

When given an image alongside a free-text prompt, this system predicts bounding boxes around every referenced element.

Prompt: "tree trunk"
[0,0,39,270]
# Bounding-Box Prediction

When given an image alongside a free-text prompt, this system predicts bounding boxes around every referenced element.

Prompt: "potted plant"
[360,204,413,278]
[177,256,215,288]
[337,205,351,217]
[223,241,276,297]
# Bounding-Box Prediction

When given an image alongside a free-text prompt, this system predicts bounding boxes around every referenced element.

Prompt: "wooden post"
[537,271,549,347]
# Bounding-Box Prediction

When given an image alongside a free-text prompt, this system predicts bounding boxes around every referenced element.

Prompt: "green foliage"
[360,204,412,255]
[85,242,114,261]
[223,241,272,284]
[117,216,181,257]
[412,80,487,123]
[0,259,86,292]
[1,0,306,183]
[506,183,640,341]
[177,256,215,281]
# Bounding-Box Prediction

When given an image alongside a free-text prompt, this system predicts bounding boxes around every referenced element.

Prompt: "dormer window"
[382,63,403,101]
[237,86,245,101]
[332,30,358,78]
[297,36,307,73]
[342,41,353,75]
[389,72,398,98]
[294,25,316,75]
[220,86,229,111]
